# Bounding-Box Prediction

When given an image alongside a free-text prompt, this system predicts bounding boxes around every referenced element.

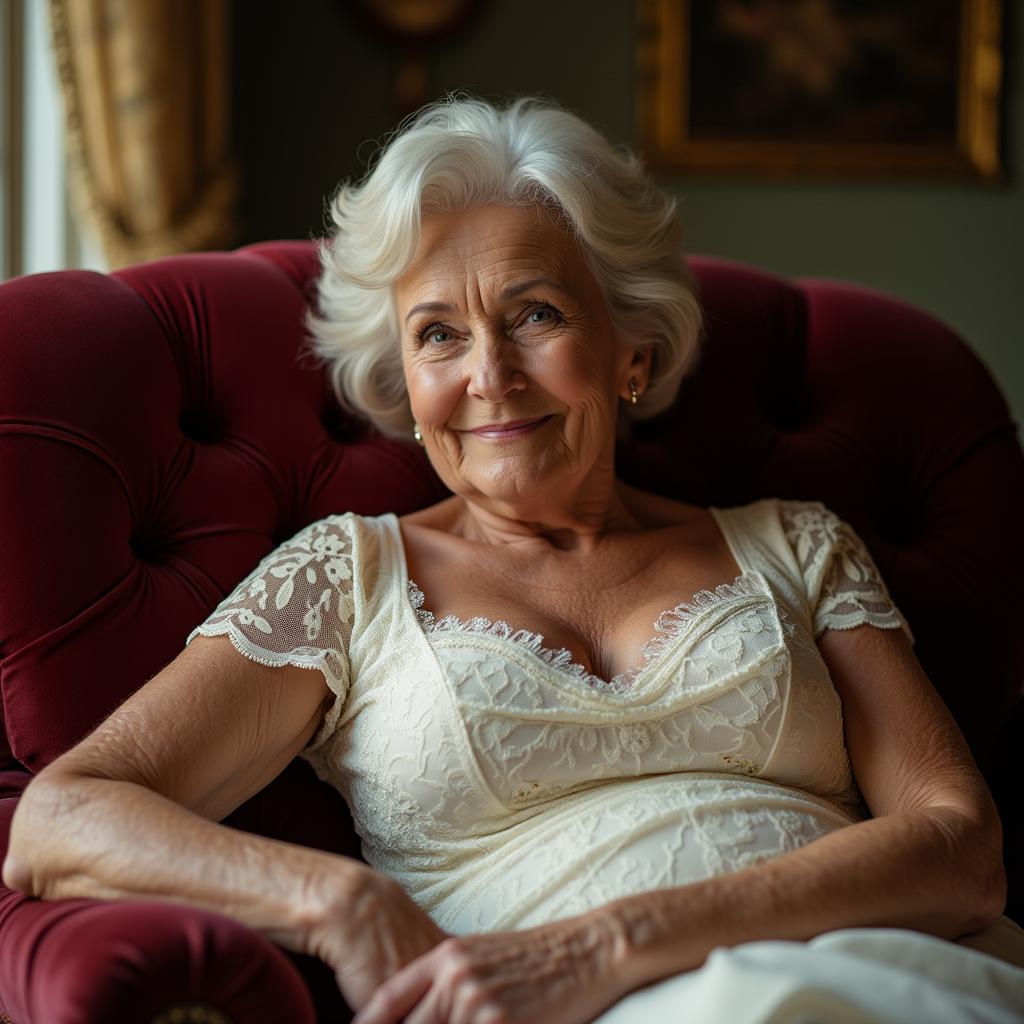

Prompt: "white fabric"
[598,926,1024,1024]
[185,497,1024,1022]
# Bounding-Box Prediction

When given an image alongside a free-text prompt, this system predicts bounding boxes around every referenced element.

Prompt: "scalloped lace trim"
[407,573,764,693]
[187,619,347,690]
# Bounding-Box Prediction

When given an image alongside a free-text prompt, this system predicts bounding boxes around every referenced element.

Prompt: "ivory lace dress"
[186,497,1024,1023]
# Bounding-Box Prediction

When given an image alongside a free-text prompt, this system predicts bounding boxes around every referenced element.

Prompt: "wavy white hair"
[305,92,705,439]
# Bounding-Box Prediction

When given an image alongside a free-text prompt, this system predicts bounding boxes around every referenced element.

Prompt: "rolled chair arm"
[0,894,317,1024]
[0,776,318,1024]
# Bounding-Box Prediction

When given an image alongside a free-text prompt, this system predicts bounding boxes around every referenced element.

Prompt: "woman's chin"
[450,460,572,505]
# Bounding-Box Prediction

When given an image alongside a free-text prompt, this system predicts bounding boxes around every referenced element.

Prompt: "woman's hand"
[350,911,630,1024]
[303,864,451,1011]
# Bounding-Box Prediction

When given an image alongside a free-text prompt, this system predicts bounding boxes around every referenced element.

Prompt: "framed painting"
[636,0,1004,181]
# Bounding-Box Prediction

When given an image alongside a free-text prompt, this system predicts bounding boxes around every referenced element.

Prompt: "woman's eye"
[421,326,453,345]
[417,304,559,345]
[523,305,559,326]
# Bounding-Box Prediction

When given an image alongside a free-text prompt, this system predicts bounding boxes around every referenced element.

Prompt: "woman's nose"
[465,337,526,401]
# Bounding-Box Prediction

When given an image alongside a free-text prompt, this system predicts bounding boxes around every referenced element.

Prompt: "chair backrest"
[2,239,1021,882]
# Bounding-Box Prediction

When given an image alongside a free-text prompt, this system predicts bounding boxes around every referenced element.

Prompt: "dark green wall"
[234,1,1022,433]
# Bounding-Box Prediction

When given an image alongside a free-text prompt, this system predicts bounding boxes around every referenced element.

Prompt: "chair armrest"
[0,892,319,1024]
[1,778,320,1024]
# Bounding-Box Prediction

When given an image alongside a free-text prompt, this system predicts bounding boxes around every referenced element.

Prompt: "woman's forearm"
[593,807,1006,993]
[3,770,366,954]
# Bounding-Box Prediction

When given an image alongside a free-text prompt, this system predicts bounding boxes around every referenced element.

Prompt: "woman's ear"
[621,343,655,402]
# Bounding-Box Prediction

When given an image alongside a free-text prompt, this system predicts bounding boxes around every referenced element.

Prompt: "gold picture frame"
[636,0,1004,181]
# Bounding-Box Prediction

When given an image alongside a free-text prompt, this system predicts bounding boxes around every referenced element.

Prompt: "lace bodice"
[185,497,915,933]
[406,572,769,694]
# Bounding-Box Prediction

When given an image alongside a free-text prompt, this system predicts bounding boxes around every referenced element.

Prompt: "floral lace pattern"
[407,572,767,694]
[424,594,795,814]
[777,499,915,645]
[437,774,857,933]
[184,515,356,746]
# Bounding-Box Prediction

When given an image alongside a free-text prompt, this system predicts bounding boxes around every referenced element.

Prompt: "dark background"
[230,0,1023,434]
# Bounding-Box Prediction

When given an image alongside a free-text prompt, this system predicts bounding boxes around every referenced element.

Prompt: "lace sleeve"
[778,499,916,647]
[184,514,355,751]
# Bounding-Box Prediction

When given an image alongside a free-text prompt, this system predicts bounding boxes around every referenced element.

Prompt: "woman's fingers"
[351,952,436,1024]
[397,939,512,1024]
[315,868,450,1012]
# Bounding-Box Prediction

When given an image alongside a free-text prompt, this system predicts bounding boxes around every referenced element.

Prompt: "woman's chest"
[399,521,747,685]
[343,562,856,827]
[332,515,859,844]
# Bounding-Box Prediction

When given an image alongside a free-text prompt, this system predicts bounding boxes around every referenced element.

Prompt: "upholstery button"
[130,536,158,563]
[179,411,220,442]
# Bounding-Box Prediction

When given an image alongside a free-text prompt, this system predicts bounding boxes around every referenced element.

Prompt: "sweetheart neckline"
[404,571,769,692]
[383,507,766,692]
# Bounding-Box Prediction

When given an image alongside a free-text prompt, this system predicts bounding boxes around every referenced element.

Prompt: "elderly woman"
[6,95,1024,1024]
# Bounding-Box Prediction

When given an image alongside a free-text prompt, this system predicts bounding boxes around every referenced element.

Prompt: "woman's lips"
[469,415,553,438]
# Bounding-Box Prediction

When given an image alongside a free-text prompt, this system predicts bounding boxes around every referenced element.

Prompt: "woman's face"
[394,203,650,506]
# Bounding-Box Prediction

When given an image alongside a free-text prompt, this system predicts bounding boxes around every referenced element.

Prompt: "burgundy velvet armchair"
[1,241,1021,1023]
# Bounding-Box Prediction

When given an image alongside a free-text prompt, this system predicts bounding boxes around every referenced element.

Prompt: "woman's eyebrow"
[499,276,563,300]
[403,277,568,325]
[404,300,454,325]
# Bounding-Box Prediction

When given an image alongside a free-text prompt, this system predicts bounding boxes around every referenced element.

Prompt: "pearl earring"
[628,378,639,405]
[413,424,425,446]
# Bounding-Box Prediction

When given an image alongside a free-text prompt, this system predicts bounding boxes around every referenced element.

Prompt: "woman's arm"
[593,622,1007,992]
[3,634,357,948]
[5,767,364,948]
[3,635,449,1009]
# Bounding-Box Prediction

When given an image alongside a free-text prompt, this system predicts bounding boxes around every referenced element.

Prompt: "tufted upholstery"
[1,241,1021,1022]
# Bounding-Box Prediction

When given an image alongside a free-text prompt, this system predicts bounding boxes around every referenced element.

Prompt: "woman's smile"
[466,414,555,439]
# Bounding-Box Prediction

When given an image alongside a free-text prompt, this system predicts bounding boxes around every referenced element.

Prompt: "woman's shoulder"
[396,496,464,530]
[281,510,401,590]
[616,484,718,530]
[616,486,790,544]
[708,494,836,532]
[707,495,845,566]
[316,507,401,540]
[615,486,841,539]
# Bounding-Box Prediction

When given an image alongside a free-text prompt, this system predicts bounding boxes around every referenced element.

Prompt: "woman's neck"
[450,481,645,555]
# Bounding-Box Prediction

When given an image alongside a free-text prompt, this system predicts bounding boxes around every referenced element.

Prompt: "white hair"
[305,92,705,439]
